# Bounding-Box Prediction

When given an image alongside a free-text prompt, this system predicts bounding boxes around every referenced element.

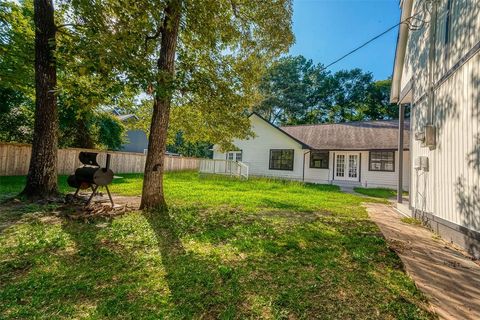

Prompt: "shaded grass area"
[0,172,434,319]
[354,187,408,199]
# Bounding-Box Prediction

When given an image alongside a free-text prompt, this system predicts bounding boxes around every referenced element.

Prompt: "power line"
[321,10,427,72]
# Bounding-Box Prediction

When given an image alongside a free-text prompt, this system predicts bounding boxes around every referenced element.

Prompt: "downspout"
[428,0,438,126]
[303,150,311,182]
[427,0,438,214]
[358,153,362,185]
[397,104,405,203]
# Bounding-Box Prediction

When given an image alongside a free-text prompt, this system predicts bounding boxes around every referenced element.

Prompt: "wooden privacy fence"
[0,142,201,176]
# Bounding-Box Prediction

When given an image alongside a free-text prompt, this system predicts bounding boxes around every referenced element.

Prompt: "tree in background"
[70,0,294,210]
[254,55,403,125]
[0,0,131,150]
[326,68,373,123]
[255,56,328,124]
[0,87,34,143]
[59,106,125,150]
[0,1,36,143]
[363,79,409,120]
[167,132,212,158]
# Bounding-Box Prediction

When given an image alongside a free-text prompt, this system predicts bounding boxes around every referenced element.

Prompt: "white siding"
[407,0,480,231]
[213,114,306,180]
[215,114,410,190]
[360,151,410,190]
[303,152,331,184]
[303,151,410,190]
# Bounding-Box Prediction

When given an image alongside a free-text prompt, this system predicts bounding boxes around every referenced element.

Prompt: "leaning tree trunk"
[22,0,59,199]
[140,1,182,210]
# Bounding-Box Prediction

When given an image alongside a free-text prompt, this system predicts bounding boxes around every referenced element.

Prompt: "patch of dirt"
[60,193,141,222]
[61,203,135,222]
[387,239,413,254]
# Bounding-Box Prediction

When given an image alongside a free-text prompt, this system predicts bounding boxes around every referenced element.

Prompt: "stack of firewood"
[65,203,132,222]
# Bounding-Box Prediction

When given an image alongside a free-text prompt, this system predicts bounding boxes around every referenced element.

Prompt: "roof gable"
[249,113,311,149]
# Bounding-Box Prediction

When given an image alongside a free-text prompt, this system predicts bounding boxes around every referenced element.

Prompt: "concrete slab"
[365,203,480,320]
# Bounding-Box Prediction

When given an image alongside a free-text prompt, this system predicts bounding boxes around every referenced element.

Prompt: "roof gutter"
[390,0,414,104]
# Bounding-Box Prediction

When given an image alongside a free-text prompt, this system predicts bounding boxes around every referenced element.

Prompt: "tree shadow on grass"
[1,204,175,319]
[0,202,435,319]
[143,208,242,319]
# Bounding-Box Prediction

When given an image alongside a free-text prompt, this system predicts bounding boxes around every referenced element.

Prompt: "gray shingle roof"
[117,114,137,121]
[280,120,409,150]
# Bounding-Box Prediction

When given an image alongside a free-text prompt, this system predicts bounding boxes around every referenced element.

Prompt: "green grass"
[0,172,434,319]
[401,217,422,226]
[354,187,408,199]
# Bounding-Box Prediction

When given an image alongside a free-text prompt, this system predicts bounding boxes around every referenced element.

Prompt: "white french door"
[335,152,359,181]
[227,151,242,162]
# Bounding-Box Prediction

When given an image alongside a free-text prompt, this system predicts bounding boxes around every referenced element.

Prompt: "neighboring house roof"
[280,120,410,151]
[117,114,138,121]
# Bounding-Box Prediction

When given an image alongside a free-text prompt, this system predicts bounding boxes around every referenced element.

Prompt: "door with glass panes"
[335,152,359,181]
[227,151,242,162]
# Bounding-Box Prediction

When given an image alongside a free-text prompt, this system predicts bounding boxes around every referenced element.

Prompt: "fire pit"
[67,152,114,206]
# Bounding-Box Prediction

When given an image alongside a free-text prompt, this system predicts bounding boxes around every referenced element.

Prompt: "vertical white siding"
[408,0,480,231]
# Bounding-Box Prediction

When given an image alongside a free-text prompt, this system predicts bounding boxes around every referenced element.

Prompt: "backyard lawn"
[354,187,409,199]
[0,172,434,319]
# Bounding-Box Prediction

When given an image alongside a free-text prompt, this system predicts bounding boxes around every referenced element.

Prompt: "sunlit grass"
[354,187,408,199]
[0,171,434,319]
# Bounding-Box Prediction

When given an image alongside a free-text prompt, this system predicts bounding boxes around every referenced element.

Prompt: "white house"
[213,113,410,190]
[391,0,480,257]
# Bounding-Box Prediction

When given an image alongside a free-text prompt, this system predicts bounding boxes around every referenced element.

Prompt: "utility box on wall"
[414,125,436,149]
[414,156,429,171]
[424,125,436,149]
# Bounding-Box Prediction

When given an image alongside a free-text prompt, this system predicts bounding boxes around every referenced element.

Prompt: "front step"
[331,180,362,188]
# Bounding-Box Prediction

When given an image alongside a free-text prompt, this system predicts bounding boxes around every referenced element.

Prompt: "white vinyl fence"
[199,159,249,179]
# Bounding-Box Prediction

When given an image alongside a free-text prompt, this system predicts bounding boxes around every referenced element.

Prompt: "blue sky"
[290,0,401,80]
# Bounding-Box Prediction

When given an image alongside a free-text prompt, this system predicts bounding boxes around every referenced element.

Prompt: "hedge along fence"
[0,142,201,176]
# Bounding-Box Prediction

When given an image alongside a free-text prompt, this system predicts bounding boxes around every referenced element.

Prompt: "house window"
[269,149,294,171]
[369,151,395,172]
[227,151,242,162]
[310,151,329,169]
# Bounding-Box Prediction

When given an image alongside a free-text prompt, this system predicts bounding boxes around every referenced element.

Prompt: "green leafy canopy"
[0,0,133,149]
[68,0,295,149]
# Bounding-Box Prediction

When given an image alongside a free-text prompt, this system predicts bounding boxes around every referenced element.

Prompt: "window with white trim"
[369,151,395,172]
[310,151,329,169]
[269,149,294,171]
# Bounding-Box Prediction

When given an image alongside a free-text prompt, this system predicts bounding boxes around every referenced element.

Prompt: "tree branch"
[56,23,84,30]
[230,0,239,18]
[144,25,163,53]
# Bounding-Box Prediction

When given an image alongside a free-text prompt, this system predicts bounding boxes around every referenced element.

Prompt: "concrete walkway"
[365,203,480,320]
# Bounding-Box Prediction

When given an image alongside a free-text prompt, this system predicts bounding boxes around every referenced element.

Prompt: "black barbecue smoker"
[67,152,114,206]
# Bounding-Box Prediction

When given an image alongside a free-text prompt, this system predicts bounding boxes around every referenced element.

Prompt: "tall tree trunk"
[140,1,182,210]
[22,0,58,199]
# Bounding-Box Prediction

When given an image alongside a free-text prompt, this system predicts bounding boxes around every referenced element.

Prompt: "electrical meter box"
[424,125,436,149]
[414,156,429,171]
